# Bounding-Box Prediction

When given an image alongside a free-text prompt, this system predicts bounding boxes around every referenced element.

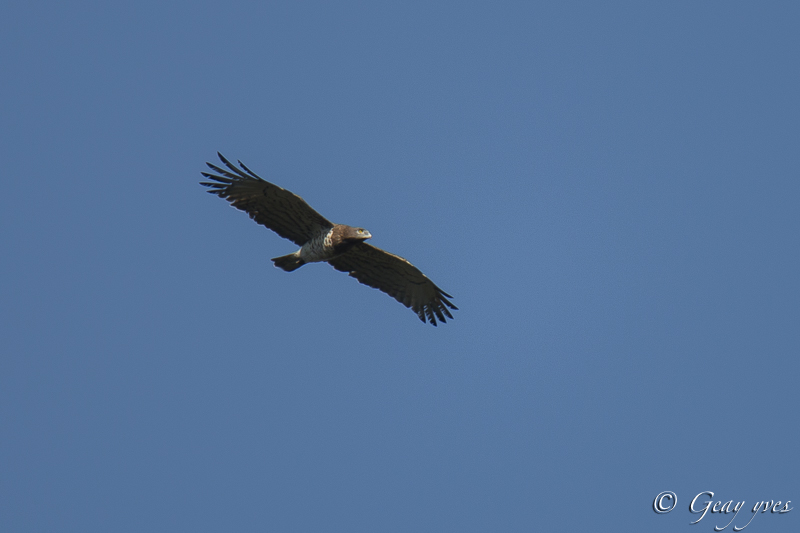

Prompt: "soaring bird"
[201,153,457,325]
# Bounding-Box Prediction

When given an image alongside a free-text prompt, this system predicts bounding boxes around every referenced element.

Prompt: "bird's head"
[344,226,372,242]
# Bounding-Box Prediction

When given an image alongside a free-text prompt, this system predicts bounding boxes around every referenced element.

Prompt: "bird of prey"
[200,153,457,325]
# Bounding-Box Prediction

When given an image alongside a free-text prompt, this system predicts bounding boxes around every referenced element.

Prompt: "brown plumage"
[201,153,457,326]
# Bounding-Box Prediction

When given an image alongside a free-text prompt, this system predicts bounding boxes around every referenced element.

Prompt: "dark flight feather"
[328,243,457,326]
[201,153,333,246]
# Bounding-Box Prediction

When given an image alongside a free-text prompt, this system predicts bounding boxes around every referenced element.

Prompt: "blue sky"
[2,1,798,531]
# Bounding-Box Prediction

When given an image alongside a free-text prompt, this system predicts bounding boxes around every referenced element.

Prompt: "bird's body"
[200,153,456,325]
[273,225,372,272]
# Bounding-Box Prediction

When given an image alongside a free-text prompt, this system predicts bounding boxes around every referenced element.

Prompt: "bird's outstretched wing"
[201,153,333,245]
[328,243,457,326]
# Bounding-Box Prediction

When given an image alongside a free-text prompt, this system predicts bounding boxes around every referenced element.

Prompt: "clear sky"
[2,1,798,532]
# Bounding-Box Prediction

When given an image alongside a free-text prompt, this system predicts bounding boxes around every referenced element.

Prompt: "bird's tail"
[272,253,305,272]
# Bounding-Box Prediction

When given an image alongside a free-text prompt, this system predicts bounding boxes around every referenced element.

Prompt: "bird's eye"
[357,229,363,233]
